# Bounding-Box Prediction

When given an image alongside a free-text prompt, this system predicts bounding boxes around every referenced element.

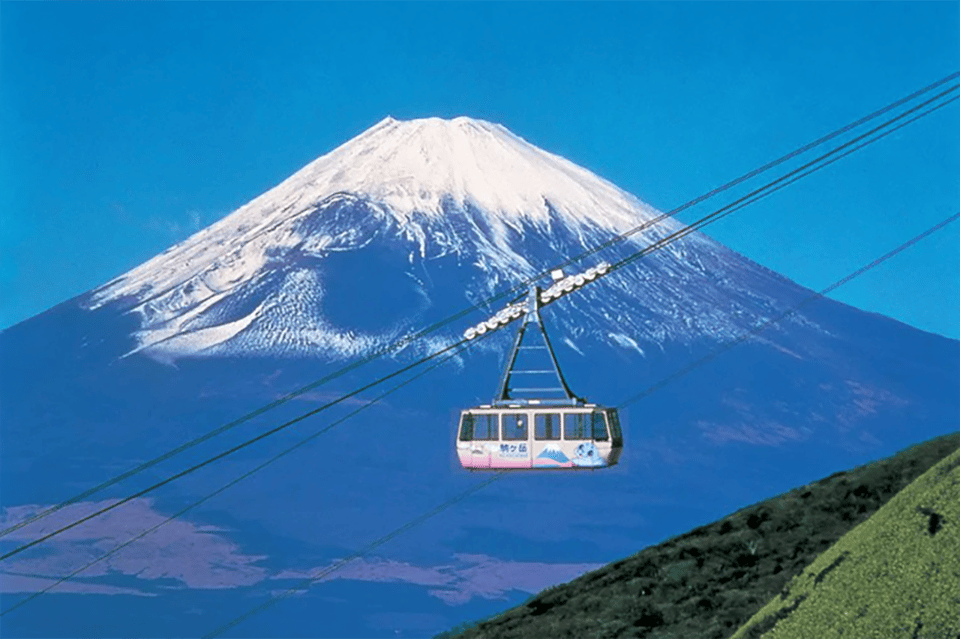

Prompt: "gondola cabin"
[457,405,623,469]
[456,275,623,471]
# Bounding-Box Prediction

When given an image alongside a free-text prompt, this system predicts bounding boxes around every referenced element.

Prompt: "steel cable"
[2,73,956,551]
[199,209,960,638]
[0,121,960,616]
[0,337,485,617]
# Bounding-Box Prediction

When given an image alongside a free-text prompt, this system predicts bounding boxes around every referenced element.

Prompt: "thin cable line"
[0,339,479,617]
[3,73,954,540]
[3,83,956,557]
[202,472,506,639]
[201,208,960,639]
[0,338,471,562]
[8,205,957,628]
[696,94,960,228]
[617,210,960,409]
[608,84,960,274]
[528,77,960,276]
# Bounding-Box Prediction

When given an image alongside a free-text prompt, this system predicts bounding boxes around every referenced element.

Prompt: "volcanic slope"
[435,432,960,639]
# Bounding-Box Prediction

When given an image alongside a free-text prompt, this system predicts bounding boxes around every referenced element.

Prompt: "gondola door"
[531,412,567,468]
[458,412,495,469]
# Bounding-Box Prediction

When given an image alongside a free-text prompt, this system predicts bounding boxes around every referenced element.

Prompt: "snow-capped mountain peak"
[287,115,649,229]
[86,116,799,362]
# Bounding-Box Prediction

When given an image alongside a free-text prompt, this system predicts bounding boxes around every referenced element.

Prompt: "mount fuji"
[85,116,787,362]
[1,117,957,638]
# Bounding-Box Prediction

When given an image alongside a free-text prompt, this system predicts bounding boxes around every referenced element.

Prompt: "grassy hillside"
[435,432,960,639]
[730,446,960,639]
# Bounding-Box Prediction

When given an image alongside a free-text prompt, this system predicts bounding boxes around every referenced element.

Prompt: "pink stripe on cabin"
[488,458,532,469]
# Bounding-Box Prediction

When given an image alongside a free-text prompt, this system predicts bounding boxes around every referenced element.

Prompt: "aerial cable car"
[457,264,623,470]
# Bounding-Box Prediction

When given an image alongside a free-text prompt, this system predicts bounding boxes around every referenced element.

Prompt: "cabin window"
[458,413,474,441]
[502,413,528,441]
[607,410,623,443]
[475,414,499,440]
[534,413,561,440]
[591,411,609,441]
[563,413,589,440]
[464,414,498,440]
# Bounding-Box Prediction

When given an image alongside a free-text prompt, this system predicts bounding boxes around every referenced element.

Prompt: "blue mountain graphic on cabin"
[536,446,570,463]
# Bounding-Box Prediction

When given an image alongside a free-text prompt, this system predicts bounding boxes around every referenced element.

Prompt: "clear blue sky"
[2,2,958,337]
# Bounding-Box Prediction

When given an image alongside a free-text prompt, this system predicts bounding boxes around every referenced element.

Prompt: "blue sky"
[2,2,958,337]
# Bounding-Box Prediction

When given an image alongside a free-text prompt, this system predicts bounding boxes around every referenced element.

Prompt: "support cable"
[0,338,483,617]
[2,74,956,549]
[606,86,960,275]
[618,211,960,408]
[199,209,960,638]
[0,338,472,562]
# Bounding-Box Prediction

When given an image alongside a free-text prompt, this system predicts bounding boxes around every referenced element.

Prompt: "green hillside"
[730,446,960,639]
[436,432,960,639]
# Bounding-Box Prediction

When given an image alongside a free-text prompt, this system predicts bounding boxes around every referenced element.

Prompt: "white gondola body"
[456,405,623,469]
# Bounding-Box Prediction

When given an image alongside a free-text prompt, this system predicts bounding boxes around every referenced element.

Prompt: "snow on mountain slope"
[86,116,814,361]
